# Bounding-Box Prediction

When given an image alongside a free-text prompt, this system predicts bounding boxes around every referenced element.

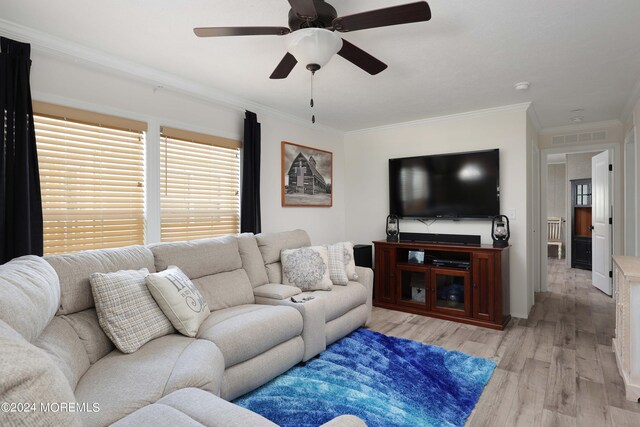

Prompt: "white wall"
[547,164,567,218]
[526,110,540,309]
[547,163,567,254]
[624,96,640,255]
[29,52,346,245]
[343,105,532,318]
[567,152,598,180]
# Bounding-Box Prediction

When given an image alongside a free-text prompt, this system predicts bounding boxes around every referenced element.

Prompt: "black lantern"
[386,215,400,242]
[492,215,510,248]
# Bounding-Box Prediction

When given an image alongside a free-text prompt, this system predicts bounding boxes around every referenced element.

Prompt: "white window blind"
[33,103,146,255]
[160,127,241,242]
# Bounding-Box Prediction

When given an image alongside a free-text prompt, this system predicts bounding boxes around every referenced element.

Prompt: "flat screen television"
[389,149,499,219]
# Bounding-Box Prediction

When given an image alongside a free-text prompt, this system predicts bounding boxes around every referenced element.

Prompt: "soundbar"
[399,232,481,246]
[432,259,471,269]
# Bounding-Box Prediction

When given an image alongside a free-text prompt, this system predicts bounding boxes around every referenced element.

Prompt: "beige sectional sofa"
[0,230,371,427]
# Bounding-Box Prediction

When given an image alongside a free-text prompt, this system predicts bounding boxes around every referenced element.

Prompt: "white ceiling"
[2,0,640,132]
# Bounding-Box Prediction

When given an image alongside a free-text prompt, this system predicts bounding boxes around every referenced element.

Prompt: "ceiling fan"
[194,0,432,79]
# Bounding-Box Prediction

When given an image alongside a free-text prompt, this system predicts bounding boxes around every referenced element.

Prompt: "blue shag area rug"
[234,328,496,427]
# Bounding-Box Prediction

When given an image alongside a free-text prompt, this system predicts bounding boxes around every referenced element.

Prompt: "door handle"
[589,225,595,231]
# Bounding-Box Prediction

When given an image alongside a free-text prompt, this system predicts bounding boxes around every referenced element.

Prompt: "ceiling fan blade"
[194,26,291,37]
[270,52,298,79]
[337,39,387,75]
[288,0,317,20]
[332,1,431,33]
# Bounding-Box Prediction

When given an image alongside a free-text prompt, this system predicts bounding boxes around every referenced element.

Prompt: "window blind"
[160,127,241,242]
[34,110,146,255]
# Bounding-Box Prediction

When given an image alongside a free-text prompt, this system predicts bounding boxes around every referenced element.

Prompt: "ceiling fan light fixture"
[286,28,343,71]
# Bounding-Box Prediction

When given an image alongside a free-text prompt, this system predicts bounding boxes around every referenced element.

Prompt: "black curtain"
[240,110,261,234]
[0,37,43,264]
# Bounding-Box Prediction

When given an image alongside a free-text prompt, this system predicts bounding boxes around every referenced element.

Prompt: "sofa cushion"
[46,245,156,315]
[150,235,242,278]
[256,229,311,284]
[0,320,82,427]
[265,262,284,284]
[111,388,278,427]
[237,233,269,287]
[75,334,224,427]
[306,281,368,322]
[221,337,305,400]
[151,237,255,311]
[281,246,333,291]
[197,304,303,368]
[146,266,210,337]
[90,268,175,353]
[34,316,91,390]
[256,229,311,264]
[61,308,114,364]
[0,255,60,342]
[191,269,255,311]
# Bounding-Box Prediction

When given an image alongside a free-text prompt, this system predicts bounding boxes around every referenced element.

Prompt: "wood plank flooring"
[365,259,640,426]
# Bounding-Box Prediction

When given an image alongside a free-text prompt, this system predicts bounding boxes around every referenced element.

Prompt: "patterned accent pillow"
[326,243,349,285]
[342,241,359,281]
[90,268,174,353]
[146,266,210,337]
[281,246,333,291]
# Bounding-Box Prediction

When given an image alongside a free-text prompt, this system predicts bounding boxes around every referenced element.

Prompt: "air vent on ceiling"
[579,133,592,142]
[551,130,608,145]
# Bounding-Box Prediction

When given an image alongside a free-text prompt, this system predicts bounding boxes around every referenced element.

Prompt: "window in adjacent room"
[33,102,147,255]
[159,127,240,242]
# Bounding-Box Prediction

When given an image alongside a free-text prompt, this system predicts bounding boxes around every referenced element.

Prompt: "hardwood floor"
[366,258,640,426]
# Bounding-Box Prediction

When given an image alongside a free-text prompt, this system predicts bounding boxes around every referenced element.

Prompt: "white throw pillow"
[90,268,174,354]
[326,243,349,285]
[146,266,210,337]
[342,241,359,281]
[281,246,333,291]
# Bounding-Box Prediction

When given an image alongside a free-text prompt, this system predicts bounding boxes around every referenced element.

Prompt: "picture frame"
[281,141,333,207]
[407,250,425,264]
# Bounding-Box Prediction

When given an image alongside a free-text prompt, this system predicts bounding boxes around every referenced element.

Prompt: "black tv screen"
[389,149,499,219]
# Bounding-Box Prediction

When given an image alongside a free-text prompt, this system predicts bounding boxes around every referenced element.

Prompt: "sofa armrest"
[354,266,374,326]
[255,295,326,361]
[320,414,367,427]
[254,283,301,300]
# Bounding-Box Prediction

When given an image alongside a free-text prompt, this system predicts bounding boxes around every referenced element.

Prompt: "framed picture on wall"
[281,141,333,207]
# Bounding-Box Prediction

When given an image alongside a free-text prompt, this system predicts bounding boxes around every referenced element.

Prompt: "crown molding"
[0,19,343,136]
[539,119,623,136]
[345,103,532,136]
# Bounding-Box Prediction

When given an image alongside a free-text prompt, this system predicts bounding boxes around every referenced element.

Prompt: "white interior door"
[592,150,612,295]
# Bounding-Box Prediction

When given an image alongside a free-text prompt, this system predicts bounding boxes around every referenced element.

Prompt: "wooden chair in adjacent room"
[547,217,563,259]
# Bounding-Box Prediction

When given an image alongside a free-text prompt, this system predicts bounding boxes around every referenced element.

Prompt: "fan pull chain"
[310,71,315,124]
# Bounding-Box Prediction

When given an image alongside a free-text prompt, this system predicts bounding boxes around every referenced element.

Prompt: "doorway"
[539,144,619,294]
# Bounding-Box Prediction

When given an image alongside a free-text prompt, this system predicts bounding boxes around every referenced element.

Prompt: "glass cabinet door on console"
[396,264,428,309]
[429,268,472,317]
